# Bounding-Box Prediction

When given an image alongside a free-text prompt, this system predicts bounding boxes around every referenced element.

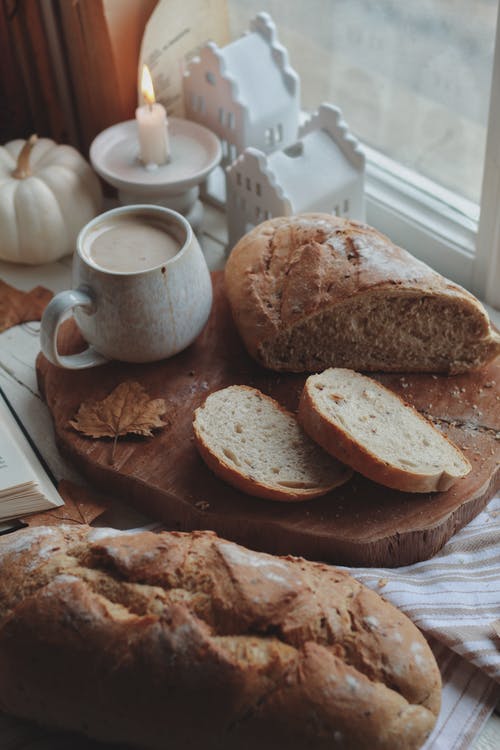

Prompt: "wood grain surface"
[36,272,500,567]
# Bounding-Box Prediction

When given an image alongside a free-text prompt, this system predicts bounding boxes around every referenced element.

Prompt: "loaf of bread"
[193,385,352,501]
[0,525,441,749]
[224,214,500,373]
[299,368,471,493]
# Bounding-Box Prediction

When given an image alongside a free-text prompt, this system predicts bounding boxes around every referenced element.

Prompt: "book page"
[0,412,36,493]
[138,0,229,116]
[0,397,63,518]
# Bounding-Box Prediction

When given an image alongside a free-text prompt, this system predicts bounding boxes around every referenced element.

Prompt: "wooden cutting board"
[36,272,500,567]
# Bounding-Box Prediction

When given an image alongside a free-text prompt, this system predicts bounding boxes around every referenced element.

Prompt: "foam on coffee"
[84,215,181,273]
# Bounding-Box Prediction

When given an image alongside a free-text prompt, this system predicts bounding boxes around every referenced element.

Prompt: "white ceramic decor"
[184,12,300,168]
[90,119,221,231]
[225,103,366,251]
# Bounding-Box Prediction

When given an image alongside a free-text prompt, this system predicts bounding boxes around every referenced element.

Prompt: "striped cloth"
[348,493,500,683]
[424,640,499,750]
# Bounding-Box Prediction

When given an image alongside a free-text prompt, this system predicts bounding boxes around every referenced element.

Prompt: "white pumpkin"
[0,135,102,264]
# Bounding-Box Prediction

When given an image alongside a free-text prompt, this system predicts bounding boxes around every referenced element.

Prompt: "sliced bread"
[298,368,472,493]
[193,385,352,501]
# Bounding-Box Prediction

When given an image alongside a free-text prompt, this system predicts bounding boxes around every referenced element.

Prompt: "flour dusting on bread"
[0,524,441,749]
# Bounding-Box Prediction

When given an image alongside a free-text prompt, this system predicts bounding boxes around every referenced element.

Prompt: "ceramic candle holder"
[90,118,221,231]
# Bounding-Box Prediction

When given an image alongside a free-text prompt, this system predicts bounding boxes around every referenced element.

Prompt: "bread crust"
[0,525,441,749]
[224,214,500,373]
[298,370,472,493]
[193,385,352,501]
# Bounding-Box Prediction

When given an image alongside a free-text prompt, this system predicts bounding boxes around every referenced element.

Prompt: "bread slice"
[298,369,471,493]
[193,385,352,501]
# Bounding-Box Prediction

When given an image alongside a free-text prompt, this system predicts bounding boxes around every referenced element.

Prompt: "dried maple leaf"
[69,380,167,461]
[0,279,53,333]
[22,479,109,527]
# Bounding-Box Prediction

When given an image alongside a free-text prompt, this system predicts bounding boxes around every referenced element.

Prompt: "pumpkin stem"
[12,134,38,179]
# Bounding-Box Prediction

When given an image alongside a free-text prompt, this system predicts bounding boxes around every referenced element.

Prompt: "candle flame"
[141,64,156,106]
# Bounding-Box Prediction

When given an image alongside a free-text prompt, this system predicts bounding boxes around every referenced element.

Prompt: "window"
[264,127,274,146]
[284,141,304,158]
[229,143,237,162]
[206,71,216,85]
[227,0,500,307]
[228,1,496,203]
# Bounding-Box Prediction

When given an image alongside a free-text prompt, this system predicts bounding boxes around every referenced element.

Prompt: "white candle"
[136,65,170,166]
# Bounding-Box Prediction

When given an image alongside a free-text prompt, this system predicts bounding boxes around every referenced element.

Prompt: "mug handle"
[40,287,109,369]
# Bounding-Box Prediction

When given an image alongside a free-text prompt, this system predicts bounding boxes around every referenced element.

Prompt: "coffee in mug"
[84,215,180,273]
[40,205,213,369]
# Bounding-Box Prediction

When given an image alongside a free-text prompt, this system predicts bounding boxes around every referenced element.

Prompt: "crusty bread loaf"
[224,214,500,373]
[299,368,471,493]
[193,385,352,501]
[0,524,441,749]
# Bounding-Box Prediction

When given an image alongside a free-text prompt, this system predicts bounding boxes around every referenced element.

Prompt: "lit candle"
[135,65,170,167]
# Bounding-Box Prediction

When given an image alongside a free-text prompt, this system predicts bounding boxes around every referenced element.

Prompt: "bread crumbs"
[195,501,210,511]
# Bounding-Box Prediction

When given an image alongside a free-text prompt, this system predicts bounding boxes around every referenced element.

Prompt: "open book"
[0,393,63,522]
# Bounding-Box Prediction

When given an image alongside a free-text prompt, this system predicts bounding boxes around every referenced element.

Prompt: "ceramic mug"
[40,205,213,369]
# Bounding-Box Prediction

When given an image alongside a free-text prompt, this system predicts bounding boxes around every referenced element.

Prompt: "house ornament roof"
[195,13,299,114]
[300,103,365,170]
[228,146,292,208]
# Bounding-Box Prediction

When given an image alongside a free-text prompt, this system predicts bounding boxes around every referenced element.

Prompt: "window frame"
[363,145,478,290]
[474,3,500,309]
[363,4,500,308]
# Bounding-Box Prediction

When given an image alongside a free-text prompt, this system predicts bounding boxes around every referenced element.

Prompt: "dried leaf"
[22,479,108,527]
[0,279,53,333]
[69,380,167,461]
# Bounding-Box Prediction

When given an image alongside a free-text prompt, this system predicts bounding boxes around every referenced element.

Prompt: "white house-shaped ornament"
[183,12,300,168]
[225,103,366,251]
